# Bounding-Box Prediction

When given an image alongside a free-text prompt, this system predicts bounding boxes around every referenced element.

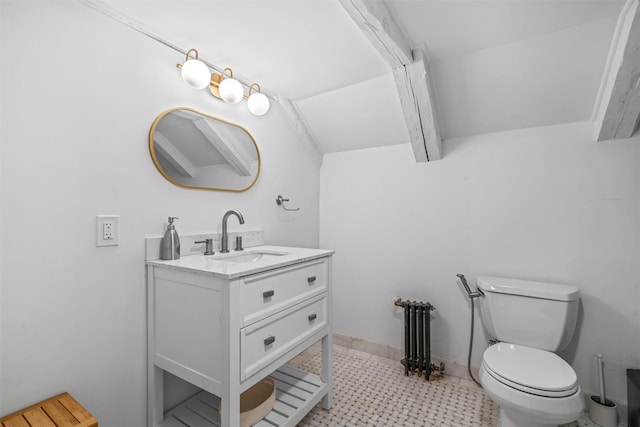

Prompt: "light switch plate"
[96,215,119,247]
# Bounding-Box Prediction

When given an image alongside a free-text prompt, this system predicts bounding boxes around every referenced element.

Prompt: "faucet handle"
[235,236,243,251]
[195,238,214,255]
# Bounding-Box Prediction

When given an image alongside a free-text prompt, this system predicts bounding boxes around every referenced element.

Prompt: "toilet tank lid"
[476,276,580,301]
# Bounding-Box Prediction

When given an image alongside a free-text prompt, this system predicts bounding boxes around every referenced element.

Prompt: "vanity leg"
[147,365,163,427]
[147,268,163,427]
[321,333,333,410]
[220,387,240,427]
[221,279,241,427]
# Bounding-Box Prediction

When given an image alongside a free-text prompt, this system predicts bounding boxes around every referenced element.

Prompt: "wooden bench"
[0,392,97,427]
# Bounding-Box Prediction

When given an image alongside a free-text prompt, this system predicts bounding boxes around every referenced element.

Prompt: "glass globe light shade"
[219,78,244,104]
[247,92,270,116]
[181,59,211,90]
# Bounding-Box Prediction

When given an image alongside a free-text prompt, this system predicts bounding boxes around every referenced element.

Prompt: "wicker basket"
[220,378,276,427]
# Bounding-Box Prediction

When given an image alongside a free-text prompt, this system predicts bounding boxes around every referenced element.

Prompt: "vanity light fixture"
[216,68,244,104]
[176,48,270,116]
[247,84,270,116]
[179,49,211,90]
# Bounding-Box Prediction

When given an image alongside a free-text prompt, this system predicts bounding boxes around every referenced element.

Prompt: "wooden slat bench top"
[0,393,97,427]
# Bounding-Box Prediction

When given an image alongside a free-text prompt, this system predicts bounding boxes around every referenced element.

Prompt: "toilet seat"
[482,343,579,398]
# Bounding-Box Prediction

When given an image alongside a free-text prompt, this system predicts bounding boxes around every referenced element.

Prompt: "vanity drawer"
[240,293,327,382]
[240,258,328,325]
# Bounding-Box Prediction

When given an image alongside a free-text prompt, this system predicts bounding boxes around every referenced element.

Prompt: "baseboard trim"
[332,332,479,382]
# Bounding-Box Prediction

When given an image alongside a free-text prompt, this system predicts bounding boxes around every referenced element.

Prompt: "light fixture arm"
[246,83,262,100]
[176,48,200,70]
[222,68,233,79]
[185,48,199,61]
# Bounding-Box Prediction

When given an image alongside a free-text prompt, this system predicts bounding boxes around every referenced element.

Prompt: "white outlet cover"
[96,215,119,247]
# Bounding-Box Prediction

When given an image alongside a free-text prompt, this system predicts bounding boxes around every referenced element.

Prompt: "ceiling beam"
[338,0,443,161]
[394,47,443,162]
[153,132,197,178]
[276,97,324,167]
[338,0,412,67]
[173,109,254,175]
[192,118,253,176]
[594,0,640,141]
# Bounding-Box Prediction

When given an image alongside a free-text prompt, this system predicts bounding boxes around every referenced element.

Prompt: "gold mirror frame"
[149,107,261,192]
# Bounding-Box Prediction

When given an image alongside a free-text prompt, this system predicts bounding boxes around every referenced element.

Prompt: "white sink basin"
[214,251,288,263]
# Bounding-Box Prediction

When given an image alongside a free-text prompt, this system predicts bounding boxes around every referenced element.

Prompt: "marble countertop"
[146,245,334,279]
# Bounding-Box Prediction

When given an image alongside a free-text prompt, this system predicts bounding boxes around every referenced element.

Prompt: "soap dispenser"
[160,217,180,260]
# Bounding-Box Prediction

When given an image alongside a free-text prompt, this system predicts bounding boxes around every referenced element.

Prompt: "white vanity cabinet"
[146,247,333,427]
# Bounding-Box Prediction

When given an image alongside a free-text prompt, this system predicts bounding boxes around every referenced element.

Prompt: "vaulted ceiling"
[88,0,638,160]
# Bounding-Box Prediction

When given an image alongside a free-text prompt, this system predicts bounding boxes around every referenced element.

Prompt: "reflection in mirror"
[149,107,260,192]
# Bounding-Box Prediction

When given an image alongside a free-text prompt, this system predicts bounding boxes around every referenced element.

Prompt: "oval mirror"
[149,107,260,192]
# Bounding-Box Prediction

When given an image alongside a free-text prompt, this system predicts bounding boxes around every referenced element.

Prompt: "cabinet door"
[240,294,328,381]
[240,258,328,326]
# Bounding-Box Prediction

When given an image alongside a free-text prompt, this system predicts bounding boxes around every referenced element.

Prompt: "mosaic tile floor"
[288,344,607,427]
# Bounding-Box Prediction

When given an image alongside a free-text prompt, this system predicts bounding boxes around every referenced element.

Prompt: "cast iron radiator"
[395,299,436,379]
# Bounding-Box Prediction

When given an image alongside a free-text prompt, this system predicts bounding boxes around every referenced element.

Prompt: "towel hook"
[276,195,300,211]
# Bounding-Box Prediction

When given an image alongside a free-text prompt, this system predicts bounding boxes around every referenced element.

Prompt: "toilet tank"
[476,276,580,352]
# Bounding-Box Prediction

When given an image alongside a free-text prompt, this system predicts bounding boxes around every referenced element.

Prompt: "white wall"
[433,15,615,138]
[0,2,320,425]
[320,121,639,403]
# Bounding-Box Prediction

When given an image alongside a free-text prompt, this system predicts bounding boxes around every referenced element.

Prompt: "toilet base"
[497,408,559,427]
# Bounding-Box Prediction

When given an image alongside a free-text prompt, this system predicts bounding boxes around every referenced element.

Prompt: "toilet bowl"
[479,343,584,427]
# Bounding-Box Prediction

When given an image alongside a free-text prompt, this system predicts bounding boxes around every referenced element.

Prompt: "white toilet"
[476,276,584,427]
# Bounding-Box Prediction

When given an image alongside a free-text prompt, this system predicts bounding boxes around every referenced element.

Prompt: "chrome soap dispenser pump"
[160,217,180,260]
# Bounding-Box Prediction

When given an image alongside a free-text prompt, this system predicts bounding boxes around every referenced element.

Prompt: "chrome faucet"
[221,210,245,253]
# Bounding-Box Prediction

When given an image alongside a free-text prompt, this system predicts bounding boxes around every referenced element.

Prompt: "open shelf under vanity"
[160,366,327,427]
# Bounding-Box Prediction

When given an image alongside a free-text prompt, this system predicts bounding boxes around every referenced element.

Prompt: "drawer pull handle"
[307,276,317,284]
[264,336,276,346]
[308,313,317,322]
[262,290,274,299]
